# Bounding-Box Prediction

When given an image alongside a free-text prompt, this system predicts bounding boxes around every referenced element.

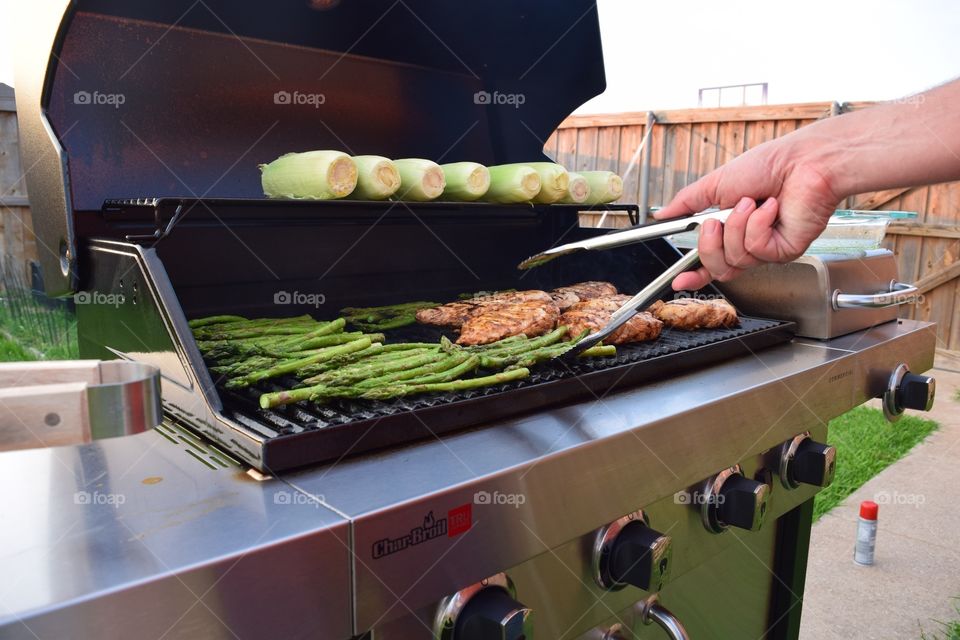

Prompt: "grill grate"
[213,317,792,443]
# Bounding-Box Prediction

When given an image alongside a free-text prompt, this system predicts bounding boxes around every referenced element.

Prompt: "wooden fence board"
[543,131,559,160]
[617,125,645,204]
[575,127,599,173]
[556,128,578,172]
[595,126,620,173]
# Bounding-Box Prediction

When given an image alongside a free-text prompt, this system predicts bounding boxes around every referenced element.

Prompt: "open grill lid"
[15,0,605,295]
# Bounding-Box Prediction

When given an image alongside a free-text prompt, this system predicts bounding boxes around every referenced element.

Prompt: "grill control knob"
[883,364,936,422]
[701,466,771,533]
[434,573,533,640]
[780,433,837,489]
[593,512,672,591]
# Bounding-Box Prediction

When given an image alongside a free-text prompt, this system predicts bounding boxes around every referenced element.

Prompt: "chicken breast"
[549,281,619,310]
[457,300,561,346]
[416,290,553,328]
[649,298,738,330]
[559,295,662,344]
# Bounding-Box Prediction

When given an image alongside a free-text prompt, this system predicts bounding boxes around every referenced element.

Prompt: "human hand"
[655,140,841,291]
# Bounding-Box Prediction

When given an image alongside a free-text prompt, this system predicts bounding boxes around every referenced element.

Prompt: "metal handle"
[636,594,690,640]
[832,281,918,310]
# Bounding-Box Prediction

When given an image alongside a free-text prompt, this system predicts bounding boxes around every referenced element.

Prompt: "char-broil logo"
[372,505,472,559]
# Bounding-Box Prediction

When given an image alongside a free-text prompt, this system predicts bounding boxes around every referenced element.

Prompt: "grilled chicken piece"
[457,300,561,345]
[649,298,738,330]
[549,281,618,310]
[416,290,553,328]
[559,295,662,344]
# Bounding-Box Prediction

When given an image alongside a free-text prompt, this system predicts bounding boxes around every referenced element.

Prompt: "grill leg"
[767,498,814,640]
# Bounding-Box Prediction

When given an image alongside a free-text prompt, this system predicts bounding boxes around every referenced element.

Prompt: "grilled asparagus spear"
[226,337,372,389]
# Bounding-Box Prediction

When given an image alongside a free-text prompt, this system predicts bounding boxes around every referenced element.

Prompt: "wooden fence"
[547,101,960,351]
[0,85,39,287]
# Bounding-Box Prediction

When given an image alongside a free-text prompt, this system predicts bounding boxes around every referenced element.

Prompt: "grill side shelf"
[205,317,795,473]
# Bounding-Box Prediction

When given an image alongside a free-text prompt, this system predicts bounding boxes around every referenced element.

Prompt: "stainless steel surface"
[0,360,162,452]
[0,426,352,640]
[636,595,690,640]
[12,0,75,295]
[517,208,732,269]
[718,250,905,338]
[566,248,702,356]
[282,319,935,632]
[1,319,938,639]
[833,280,918,309]
[78,240,269,468]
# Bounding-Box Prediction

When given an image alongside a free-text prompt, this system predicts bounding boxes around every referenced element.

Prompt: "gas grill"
[6,1,938,639]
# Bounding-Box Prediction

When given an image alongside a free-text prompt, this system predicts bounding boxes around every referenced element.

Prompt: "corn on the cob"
[484,164,542,203]
[259,150,357,200]
[347,155,401,200]
[527,162,570,204]
[394,158,446,201]
[560,171,591,204]
[439,162,490,201]
[580,170,623,204]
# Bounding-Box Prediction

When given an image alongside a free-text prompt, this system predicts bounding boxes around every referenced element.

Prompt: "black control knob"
[717,474,770,532]
[607,521,673,592]
[781,434,837,489]
[899,372,935,411]
[454,587,533,640]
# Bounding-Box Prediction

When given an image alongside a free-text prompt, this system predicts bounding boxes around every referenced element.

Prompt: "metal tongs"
[518,208,734,357]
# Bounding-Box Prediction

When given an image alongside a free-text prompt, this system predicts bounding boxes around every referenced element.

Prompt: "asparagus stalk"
[260,150,358,200]
[559,171,591,204]
[188,315,248,329]
[439,162,490,201]
[226,337,372,388]
[294,343,385,378]
[475,327,568,365]
[301,351,445,386]
[380,342,439,353]
[579,170,624,204]
[483,164,542,203]
[359,367,531,400]
[394,158,446,201]
[526,162,570,204]
[345,155,402,200]
[354,354,471,389]
[397,355,480,385]
[198,323,323,340]
[270,318,346,350]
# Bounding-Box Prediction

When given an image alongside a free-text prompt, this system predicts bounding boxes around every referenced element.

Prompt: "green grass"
[920,600,960,639]
[0,334,38,362]
[0,283,78,361]
[813,405,938,520]
[954,388,960,403]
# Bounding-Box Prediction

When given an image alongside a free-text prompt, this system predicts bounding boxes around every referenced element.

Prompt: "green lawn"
[0,334,38,362]
[920,600,960,639]
[0,287,78,361]
[814,405,938,520]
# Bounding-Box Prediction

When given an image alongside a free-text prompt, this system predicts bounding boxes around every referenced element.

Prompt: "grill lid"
[15,0,605,295]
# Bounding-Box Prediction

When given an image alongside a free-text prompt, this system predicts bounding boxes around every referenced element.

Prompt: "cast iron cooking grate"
[212,316,792,440]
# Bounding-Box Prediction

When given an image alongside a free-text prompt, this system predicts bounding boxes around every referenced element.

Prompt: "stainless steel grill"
[5,1,938,639]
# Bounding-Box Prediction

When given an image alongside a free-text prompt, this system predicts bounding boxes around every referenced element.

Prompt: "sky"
[0,0,957,112]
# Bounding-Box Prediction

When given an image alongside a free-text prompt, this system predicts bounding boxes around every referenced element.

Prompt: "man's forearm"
[774,79,960,199]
